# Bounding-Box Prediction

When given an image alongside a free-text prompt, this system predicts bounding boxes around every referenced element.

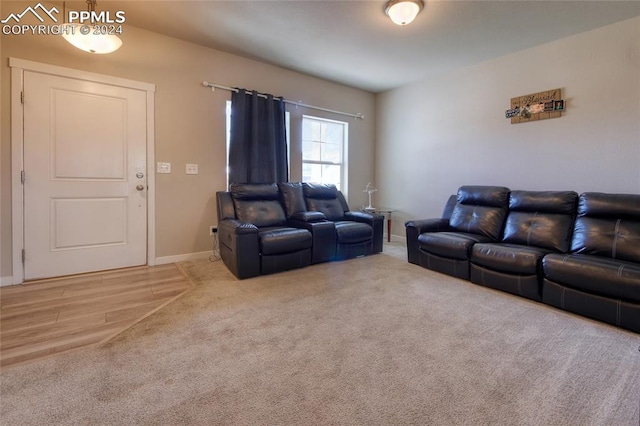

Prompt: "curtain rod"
[202,81,364,120]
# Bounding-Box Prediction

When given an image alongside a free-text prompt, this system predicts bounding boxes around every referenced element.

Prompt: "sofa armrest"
[405,218,451,234]
[344,211,383,225]
[344,211,384,254]
[218,219,260,279]
[219,219,258,234]
[291,211,326,222]
[405,218,451,265]
[288,219,336,263]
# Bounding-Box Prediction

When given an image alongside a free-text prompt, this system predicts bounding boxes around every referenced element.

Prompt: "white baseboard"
[0,253,212,284]
[155,251,213,265]
[1,276,16,287]
[389,234,406,244]
[6,240,397,278]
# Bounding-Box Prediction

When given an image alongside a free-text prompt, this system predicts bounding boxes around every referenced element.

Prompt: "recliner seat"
[470,190,577,301]
[302,183,383,260]
[414,186,510,280]
[542,192,640,332]
[217,183,312,279]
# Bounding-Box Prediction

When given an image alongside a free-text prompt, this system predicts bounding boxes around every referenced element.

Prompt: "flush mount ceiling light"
[62,0,122,54]
[384,0,424,26]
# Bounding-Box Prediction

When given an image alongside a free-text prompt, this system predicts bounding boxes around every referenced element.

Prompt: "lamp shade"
[385,0,424,26]
[61,24,122,54]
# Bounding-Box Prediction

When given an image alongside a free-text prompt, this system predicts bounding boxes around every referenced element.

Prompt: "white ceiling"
[92,1,640,92]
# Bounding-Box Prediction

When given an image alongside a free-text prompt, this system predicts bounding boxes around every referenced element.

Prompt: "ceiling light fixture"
[384,0,424,26]
[62,1,122,54]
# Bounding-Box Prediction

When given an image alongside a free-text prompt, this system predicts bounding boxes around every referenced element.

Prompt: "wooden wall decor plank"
[510,88,563,124]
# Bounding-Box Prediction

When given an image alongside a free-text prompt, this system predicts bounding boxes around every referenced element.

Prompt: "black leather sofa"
[406,186,640,333]
[216,182,383,279]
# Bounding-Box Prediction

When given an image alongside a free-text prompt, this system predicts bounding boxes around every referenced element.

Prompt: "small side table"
[363,207,395,242]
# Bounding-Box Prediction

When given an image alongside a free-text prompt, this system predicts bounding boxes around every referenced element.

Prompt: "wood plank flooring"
[0,264,193,369]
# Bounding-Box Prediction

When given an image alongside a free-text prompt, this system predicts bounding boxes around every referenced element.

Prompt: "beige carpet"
[1,242,639,425]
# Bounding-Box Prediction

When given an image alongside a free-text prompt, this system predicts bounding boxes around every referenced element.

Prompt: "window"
[302,115,348,191]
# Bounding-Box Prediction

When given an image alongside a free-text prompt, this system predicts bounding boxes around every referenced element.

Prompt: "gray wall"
[376,17,640,238]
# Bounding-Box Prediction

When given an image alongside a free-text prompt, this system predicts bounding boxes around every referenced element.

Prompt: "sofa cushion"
[571,218,640,264]
[258,227,312,255]
[233,200,287,228]
[278,182,307,218]
[230,183,279,200]
[418,232,493,260]
[230,183,287,228]
[502,212,574,252]
[449,186,510,240]
[302,183,350,221]
[509,190,577,215]
[334,221,373,244]
[457,186,510,207]
[569,192,640,264]
[303,183,338,199]
[578,192,640,219]
[472,243,551,275]
[449,205,506,241]
[306,198,345,221]
[543,253,640,303]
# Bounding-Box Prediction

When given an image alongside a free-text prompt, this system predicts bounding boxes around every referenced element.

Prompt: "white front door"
[23,71,148,280]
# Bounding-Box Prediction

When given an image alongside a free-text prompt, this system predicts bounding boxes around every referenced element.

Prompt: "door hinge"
[21,249,25,264]
[21,170,25,184]
[20,91,24,104]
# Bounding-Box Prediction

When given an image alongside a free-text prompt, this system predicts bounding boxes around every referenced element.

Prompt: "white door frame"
[10,58,156,285]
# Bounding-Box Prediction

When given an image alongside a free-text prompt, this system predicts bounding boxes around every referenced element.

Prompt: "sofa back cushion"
[278,182,307,218]
[570,192,640,263]
[303,183,345,221]
[449,186,510,240]
[502,190,578,252]
[230,183,287,228]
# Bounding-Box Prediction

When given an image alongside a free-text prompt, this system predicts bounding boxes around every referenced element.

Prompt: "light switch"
[157,162,171,174]
[186,164,199,175]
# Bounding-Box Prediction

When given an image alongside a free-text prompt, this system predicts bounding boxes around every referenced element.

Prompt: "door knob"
[136,184,145,191]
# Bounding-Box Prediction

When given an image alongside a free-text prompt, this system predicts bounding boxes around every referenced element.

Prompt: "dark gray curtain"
[228,89,288,185]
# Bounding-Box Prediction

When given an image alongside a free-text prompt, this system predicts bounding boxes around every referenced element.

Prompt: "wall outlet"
[209,226,218,236]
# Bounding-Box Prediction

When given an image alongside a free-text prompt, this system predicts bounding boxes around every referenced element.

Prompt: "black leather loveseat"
[216,182,383,279]
[406,186,640,333]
